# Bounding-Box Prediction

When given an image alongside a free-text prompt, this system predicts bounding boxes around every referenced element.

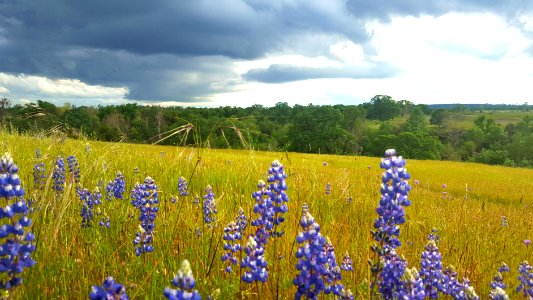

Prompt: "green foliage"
[365,95,401,121]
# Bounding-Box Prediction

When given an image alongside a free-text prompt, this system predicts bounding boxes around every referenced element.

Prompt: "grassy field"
[1,131,532,299]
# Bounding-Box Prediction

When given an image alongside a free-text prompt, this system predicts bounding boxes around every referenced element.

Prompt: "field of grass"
[1,131,532,299]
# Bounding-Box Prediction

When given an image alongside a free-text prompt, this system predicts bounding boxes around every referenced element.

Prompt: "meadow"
[1,131,532,299]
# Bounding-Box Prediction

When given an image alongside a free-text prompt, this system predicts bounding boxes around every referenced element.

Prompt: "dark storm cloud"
[0,0,532,102]
[244,63,398,83]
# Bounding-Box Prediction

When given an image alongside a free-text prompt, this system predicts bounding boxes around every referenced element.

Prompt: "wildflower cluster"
[77,188,102,227]
[250,180,273,246]
[131,177,159,256]
[0,153,36,290]
[66,155,80,185]
[222,209,246,273]
[164,259,201,300]
[202,185,217,227]
[241,235,268,283]
[266,160,289,237]
[33,149,46,190]
[106,172,125,200]
[178,176,189,197]
[323,237,344,296]
[293,204,328,299]
[419,229,443,298]
[340,253,353,271]
[370,149,411,294]
[517,261,533,298]
[221,221,242,273]
[489,263,509,299]
[52,156,66,193]
[325,183,331,195]
[89,277,129,300]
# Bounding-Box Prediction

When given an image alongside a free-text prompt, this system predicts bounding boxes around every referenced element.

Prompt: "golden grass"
[1,131,532,299]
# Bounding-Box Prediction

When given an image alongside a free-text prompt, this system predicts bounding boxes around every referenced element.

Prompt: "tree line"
[1,95,532,168]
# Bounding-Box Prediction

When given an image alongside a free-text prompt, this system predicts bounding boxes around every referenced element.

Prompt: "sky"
[0,1,533,108]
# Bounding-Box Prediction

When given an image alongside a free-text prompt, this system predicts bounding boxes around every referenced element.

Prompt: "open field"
[1,131,532,299]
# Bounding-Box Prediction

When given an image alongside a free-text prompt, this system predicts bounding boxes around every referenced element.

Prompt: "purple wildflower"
[489,263,509,299]
[293,204,328,299]
[524,239,531,247]
[106,172,126,200]
[250,180,274,247]
[340,252,353,272]
[178,176,189,197]
[89,277,129,300]
[325,183,331,195]
[323,162,328,166]
[419,229,443,299]
[77,187,102,228]
[164,259,201,300]
[241,235,268,283]
[52,156,66,193]
[32,161,46,191]
[202,185,217,227]
[517,261,533,298]
[267,160,289,237]
[67,155,80,185]
[131,177,159,256]
[323,237,344,296]
[0,153,36,290]
[221,221,242,273]
[400,267,426,300]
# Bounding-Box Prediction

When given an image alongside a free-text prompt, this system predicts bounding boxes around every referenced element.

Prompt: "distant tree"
[0,97,11,125]
[366,95,401,121]
[430,108,449,128]
[404,107,428,133]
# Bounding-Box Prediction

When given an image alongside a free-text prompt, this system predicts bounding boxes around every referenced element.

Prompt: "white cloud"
[209,12,533,107]
[0,72,128,106]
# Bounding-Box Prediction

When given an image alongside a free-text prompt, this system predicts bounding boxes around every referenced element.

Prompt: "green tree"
[366,95,401,121]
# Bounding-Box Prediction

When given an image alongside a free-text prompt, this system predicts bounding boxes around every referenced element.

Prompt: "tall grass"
[1,131,532,299]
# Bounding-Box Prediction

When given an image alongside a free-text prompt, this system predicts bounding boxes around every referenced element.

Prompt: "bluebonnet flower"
[178,176,189,197]
[340,288,355,300]
[323,237,344,296]
[99,214,111,228]
[221,221,242,273]
[379,249,408,299]
[399,267,426,300]
[202,185,217,227]
[241,235,268,283]
[67,155,80,185]
[222,208,247,273]
[266,160,289,237]
[489,287,509,300]
[439,266,479,300]
[517,261,533,298]
[192,195,199,206]
[369,149,411,295]
[131,177,159,256]
[89,276,129,300]
[35,149,41,159]
[489,263,509,299]
[419,229,443,299]
[372,149,411,250]
[106,172,126,200]
[164,259,201,300]
[0,153,36,290]
[77,188,102,228]
[32,160,46,191]
[340,252,353,272]
[250,180,273,247]
[325,183,331,195]
[236,207,247,233]
[52,156,66,193]
[293,204,328,299]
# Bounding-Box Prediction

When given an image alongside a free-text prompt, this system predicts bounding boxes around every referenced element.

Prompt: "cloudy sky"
[1,1,533,107]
